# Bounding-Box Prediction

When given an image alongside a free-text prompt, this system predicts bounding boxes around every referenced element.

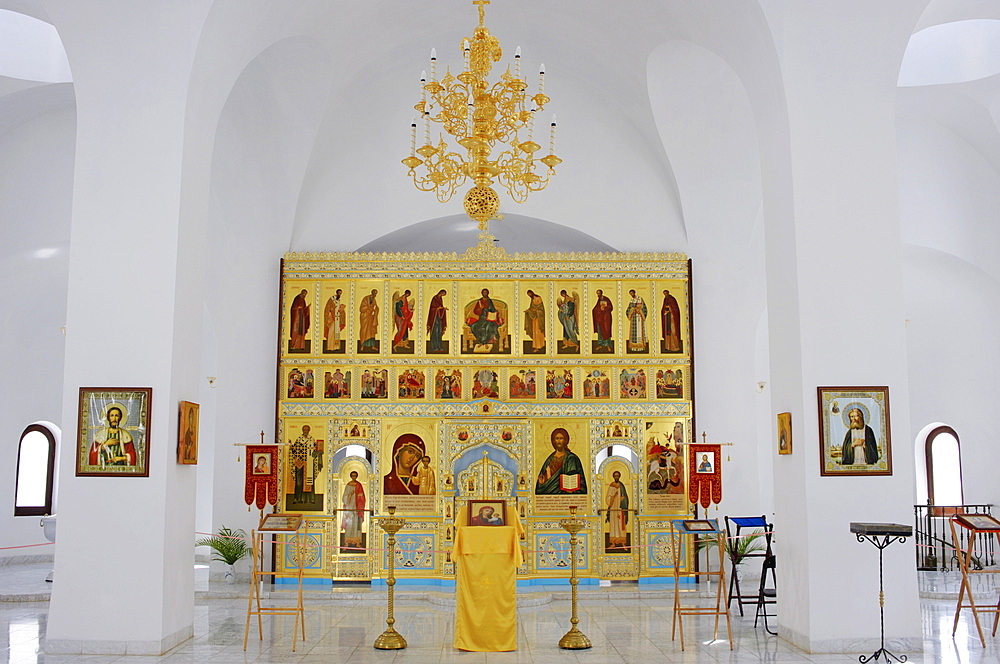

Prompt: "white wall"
[903,247,1000,507]
[199,36,333,542]
[0,89,74,560]
[648,40,771,518]
[897,92,1000,509]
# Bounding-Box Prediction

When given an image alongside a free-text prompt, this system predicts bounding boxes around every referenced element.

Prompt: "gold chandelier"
[402,0,561,234]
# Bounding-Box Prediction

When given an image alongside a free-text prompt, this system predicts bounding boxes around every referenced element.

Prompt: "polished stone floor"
[1,562,999,663]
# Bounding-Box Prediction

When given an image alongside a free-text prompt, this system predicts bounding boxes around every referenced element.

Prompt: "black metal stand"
[852,523,912,664]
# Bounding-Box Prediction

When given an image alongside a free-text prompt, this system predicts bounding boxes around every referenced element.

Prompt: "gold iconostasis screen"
[276,250,694,582]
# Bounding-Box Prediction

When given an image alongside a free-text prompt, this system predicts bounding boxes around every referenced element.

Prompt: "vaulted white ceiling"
[0,0,998,261]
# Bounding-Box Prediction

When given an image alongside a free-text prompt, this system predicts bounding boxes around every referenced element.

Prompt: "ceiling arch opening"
[0,9,71,82]
[899,19,1000,86]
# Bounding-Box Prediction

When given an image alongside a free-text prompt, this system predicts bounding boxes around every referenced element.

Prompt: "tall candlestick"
[410,118,417,156]
[430,48,437,82]
[514,46,521,79]
[539,64,545,96]
[420,71,426,105]
[424,111,431,145]
[549,114,556,153]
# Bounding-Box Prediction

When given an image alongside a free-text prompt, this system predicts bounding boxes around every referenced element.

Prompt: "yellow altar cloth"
[452,504,524,651]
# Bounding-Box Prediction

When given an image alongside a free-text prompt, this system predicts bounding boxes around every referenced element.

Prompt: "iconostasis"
[275,250,694,583]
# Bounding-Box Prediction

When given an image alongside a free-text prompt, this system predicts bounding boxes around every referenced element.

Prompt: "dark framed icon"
[817,386,892,476]
[259,513,303,532]
[954,513,1000,532]
[468,500,506,526]
[676,519,720,534]
[76,387,152,477]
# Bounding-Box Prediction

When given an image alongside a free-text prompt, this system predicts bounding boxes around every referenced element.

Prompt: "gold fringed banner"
[245,445,278,509]
[688,443,722,509]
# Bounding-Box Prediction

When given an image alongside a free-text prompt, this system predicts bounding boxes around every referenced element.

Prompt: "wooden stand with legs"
[950,515,1000,647]
[244,515,307,652]
[671,519,733,651]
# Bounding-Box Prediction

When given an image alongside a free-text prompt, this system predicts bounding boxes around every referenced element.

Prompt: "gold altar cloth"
[453,505,524,651]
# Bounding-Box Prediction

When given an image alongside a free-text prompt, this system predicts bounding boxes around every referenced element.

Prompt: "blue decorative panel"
[645,531,683,569]
[283,532,324,570]
[384,533,436,570]
[534,533,588,571]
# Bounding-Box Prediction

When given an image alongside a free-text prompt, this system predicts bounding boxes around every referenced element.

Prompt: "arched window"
[595,445,638,468]
[14,423,58,517]
[924,425,963,506]
[332,444,373,468]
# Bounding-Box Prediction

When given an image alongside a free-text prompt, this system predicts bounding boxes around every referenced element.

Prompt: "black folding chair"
[754,553,777,635]
[724,515,772,616]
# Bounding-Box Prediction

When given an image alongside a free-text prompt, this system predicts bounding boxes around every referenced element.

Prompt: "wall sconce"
[207,377,217,388]
[756,381,767,393]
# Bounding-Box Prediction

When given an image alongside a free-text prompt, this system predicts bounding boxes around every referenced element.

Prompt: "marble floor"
[1,563,999,663]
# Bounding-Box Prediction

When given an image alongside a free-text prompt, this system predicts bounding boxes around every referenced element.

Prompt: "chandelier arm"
[488,79,529,137]
[433,80,477,139]
[409,146,469,202]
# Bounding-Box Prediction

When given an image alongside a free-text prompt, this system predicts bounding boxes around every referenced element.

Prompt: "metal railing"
[913,503,995,571]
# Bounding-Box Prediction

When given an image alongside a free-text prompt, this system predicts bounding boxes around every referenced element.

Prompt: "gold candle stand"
[558,506,592,649]
[374,506,407,650]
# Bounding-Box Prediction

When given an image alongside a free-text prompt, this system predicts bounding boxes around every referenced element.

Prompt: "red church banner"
[688,443,722,509]
[245,445,278,509]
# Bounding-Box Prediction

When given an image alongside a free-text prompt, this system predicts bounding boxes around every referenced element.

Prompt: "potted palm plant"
[697,528,767,577]
[196,526,250,584]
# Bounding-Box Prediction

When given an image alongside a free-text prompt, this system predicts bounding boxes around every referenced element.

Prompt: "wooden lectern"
[671,518,733,651]
[949,513,1000,647]
[244,513,307,652]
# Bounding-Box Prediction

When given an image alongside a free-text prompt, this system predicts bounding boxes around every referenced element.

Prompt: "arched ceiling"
[176,0,796,255]
[896,1,1000,282]
[1,0,999,265]
[279,0,691,252]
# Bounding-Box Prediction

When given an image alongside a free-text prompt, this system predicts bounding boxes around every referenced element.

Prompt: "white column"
[765,2,923,654]
[44,1,211,655]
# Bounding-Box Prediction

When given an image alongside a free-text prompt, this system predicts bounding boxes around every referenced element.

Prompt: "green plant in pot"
[696,529,767,576]
[196,526,250,584]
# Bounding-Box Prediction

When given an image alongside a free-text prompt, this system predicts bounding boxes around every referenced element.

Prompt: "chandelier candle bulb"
[514,46,521,78]
[539,64,545,95]
[410,119,417,156]
[430,48,437,81]
[420,71,426,104]
[424,111,431,145]
[550,115,556,153]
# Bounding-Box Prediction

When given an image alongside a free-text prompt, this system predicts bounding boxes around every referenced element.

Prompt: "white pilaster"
[765,1,924,654]
[44,1,211,655]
